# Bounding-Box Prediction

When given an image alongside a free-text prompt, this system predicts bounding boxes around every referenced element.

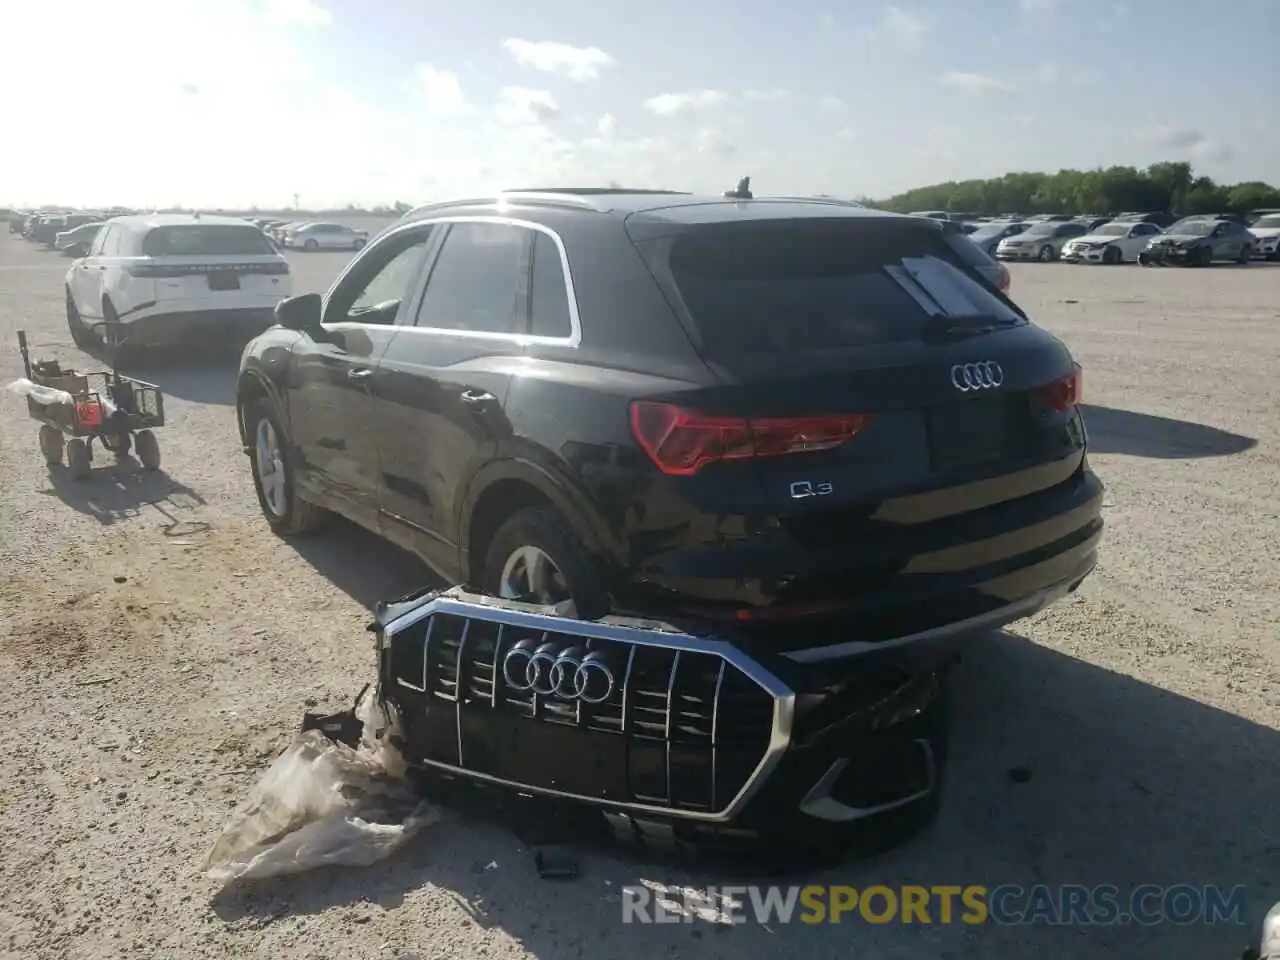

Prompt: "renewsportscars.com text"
[622,883,1249,927]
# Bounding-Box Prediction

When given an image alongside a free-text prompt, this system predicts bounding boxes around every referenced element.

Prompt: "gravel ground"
[1,235,1277,960]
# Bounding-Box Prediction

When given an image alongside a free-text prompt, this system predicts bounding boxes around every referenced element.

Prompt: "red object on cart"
[75,399,103,427]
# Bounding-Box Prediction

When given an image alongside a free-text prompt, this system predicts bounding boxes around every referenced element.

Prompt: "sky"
[3,0,1277,209]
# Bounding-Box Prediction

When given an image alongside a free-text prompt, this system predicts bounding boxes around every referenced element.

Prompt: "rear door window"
[653,221,1022,356]
[142,225,276,257]
[414,222,526,335]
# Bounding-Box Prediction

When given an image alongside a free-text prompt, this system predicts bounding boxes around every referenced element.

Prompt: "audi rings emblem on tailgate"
[951,361,1004,392]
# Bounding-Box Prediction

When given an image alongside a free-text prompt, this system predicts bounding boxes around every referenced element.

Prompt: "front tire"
[245,399,326,535]
[1103,245,1121,265]
[304,239,319,251]
[39,425,64,466]
[353,238,366,250]
[1237,245,1252,265]
[1038,244,1055,262]
[480,506,610,619]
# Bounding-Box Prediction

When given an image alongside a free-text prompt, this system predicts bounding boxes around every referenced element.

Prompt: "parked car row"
[962,213,1275,265]
[249,217,369,250]
[11,210,107,253]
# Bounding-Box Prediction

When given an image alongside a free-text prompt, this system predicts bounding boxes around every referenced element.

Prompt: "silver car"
[996,221,1090,262]
[282,222,369,251]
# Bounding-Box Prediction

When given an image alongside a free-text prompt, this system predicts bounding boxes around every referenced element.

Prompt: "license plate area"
[926,396,1019,469]
[208,271,240,291]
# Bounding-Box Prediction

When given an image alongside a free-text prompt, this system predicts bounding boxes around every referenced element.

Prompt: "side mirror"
[275,293,323,332]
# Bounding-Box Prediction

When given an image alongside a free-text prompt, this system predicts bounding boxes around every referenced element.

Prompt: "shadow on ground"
[209,629,1277,959]
[287,514,438,609]
[1082,405,1258,459]
[81,339,241,406]
[42,456,206,526]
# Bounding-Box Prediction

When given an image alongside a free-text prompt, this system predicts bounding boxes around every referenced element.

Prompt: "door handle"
[347,368,374,382]
[460,390,496,405]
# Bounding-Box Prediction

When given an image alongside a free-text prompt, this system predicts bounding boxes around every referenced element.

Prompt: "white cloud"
[693,127,737,157]
[1036,63,1058,83]
[263,0,331,27]
[744,88,792,102]
[884,5,926,45]
[494,87,561,126]
[413,65,470,118]
[596,113,617,137]
[818,95,846,114]
[501,38,617,81]
[1019,0,1058,10]
[643,89,729,116]
[941,71,1016,95]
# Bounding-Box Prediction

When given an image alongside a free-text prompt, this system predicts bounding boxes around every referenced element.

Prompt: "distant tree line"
[868,161,1280,217]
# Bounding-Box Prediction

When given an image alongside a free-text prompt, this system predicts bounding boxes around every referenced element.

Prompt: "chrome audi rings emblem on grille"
[950,361,1004,392]
[502,639,616,703]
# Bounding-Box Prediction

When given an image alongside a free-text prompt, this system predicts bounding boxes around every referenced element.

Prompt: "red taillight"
[628,400,871,476]
[1036,363,1083,411]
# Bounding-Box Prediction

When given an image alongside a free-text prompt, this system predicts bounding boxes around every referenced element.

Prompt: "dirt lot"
[1,234,1276,960]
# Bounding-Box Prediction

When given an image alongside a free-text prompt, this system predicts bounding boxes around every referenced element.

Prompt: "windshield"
[1253,215,1280,229]
[142,225,277,257]
[659,221,1021,356]
[1092,225,1128,237]
[1170,221,1215,236]
[1020,223,1056,237]
[971,225,1011,240]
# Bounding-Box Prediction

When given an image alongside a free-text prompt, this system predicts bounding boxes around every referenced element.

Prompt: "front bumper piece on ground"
[372,587,950,864]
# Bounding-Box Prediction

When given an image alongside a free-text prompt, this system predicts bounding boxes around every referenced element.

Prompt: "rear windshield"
[661,221,1022,355]
[142,225,276,257]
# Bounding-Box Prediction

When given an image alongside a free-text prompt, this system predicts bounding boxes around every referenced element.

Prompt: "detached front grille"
[381,595,785,819]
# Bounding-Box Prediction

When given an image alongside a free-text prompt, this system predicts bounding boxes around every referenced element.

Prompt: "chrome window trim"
[321,215,583,348]
[378,591,795,824]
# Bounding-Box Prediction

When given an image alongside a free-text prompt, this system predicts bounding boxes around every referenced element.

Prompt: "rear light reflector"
[1036,363,1082,411]
[629,400,871,476]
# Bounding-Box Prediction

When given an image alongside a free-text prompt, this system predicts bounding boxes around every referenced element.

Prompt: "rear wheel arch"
[461,463,617,589]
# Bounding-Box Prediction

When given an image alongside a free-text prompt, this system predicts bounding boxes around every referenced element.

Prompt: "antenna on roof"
[724,176,753,200]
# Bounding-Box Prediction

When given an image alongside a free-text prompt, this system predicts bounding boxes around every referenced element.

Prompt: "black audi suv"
[236,187,1103,856]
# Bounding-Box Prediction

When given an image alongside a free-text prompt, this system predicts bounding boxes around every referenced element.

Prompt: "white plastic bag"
[201,725,437,886]
[7,377,74,406]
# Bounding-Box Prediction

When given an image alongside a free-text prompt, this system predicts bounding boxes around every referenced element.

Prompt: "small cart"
[17,328,166,480]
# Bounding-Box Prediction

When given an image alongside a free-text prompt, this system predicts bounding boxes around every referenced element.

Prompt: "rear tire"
[66,438,91,480]
[66,288,92,348]
[304,239,319,250]
[480,506,611,620]
[135,430,161,471]
[353,238,366,250]
[245,398,327,535]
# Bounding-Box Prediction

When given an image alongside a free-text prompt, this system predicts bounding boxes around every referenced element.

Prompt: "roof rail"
[502,187,691,197]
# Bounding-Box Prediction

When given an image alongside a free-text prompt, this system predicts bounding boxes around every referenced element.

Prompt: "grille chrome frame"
[376,588,796,824]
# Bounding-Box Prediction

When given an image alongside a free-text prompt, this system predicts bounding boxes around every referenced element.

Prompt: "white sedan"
[1061,221,1164,264]
[1248,214,1280,260]
[282,222,369,251]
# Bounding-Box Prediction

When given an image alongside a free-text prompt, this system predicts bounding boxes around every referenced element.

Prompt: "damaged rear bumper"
[370,587,950,857]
